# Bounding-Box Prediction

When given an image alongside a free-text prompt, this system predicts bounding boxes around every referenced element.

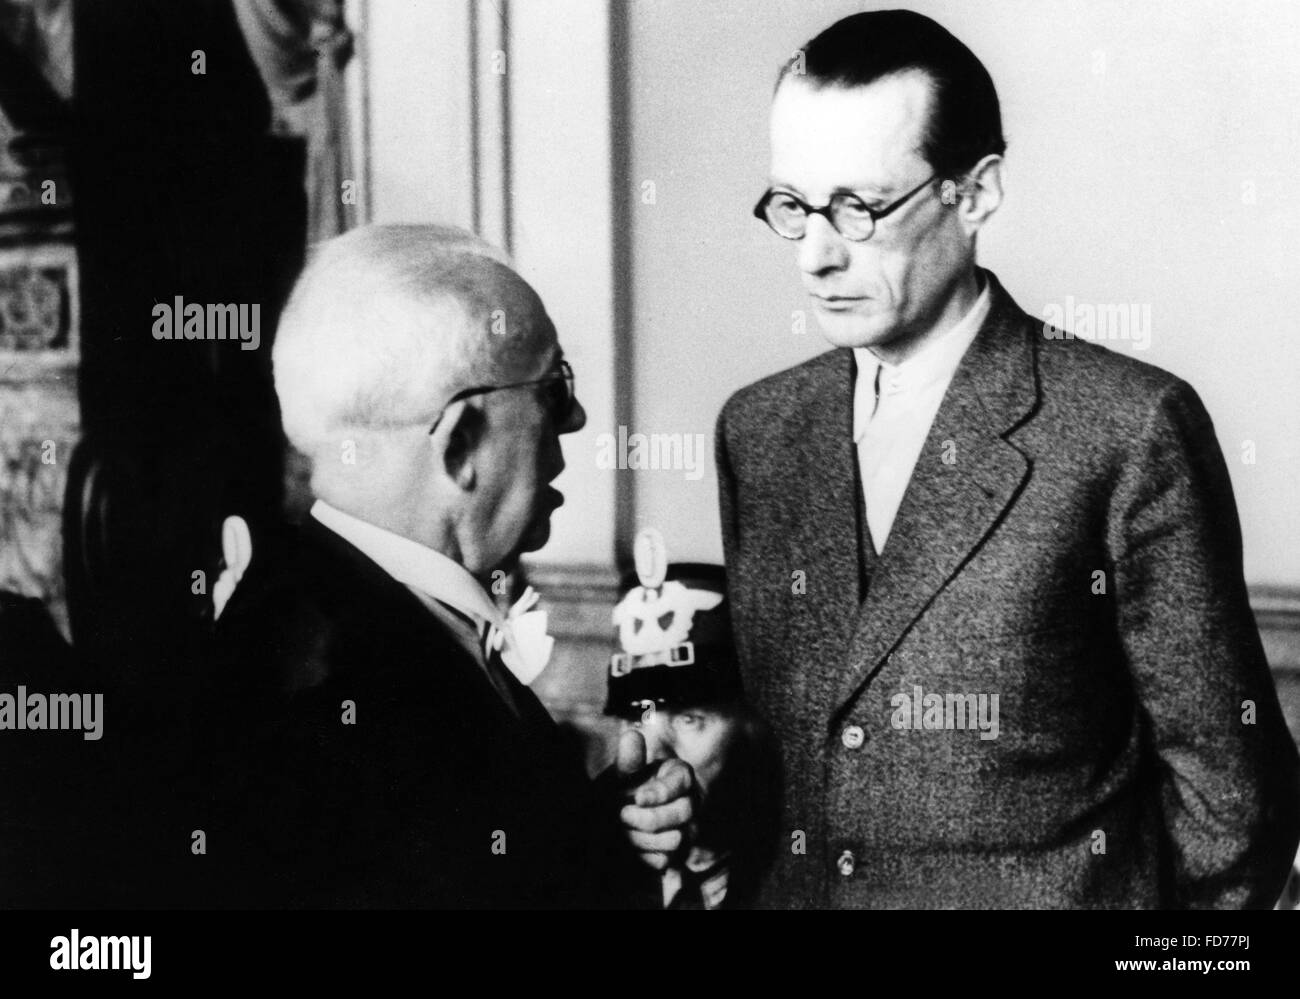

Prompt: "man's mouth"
[522,487,564,552]
[812,294,868,311]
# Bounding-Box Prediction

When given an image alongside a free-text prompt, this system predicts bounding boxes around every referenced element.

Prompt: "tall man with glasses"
[706,10,1300,908]
[189,224,677,908]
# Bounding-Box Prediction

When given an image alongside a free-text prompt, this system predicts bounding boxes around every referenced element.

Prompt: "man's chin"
[812,309,897,350]
[520,516,552,554]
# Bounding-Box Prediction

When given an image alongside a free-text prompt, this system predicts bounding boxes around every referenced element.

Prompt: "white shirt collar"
[310,499,503,632]
[853,275,992,441]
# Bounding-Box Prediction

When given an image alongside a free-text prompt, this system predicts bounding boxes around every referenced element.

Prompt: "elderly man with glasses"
[189,224,678,908]
[683,10,1300,909]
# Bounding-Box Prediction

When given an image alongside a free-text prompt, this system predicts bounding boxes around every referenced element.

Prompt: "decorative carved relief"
[0,242,77,366]
[0,368,76,635]
[0,141,78,641]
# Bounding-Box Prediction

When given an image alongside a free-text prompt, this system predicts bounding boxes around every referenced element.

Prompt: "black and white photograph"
[1,0,1298,982]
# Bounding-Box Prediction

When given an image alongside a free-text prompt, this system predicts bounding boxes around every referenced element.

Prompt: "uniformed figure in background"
[608,533,778,909]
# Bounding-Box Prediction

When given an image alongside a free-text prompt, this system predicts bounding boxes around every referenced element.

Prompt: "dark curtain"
[67,0,306,695]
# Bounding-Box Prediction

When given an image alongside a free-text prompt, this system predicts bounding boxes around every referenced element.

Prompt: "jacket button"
[841,725,865,749]
[837,850,856,877]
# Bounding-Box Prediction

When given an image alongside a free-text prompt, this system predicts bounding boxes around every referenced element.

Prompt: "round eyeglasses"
[428,359,575,434]
[753,174,938,242]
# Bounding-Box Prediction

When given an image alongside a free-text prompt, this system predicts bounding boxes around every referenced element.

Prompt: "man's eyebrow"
[835,181,892,199]
[767,178,805,196]
[768,178,893,199]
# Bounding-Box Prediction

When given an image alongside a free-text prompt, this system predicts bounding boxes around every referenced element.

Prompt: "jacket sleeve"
[1107,379,1300,908]
[716,403,740,570]
[715,401,752,684]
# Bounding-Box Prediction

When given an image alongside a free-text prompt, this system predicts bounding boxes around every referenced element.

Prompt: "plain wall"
[624,0,1300,586]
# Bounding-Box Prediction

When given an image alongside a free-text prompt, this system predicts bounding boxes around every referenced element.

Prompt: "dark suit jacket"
[189,518,642,908]
[716,270,1300,909]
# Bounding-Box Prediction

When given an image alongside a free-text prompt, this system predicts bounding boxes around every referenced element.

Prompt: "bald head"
[273,224,557,469]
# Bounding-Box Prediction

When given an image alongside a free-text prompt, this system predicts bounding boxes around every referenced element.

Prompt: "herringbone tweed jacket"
[716,270,1300,909]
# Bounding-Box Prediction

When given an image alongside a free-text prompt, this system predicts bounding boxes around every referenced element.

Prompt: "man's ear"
[429,397,486,492]
[956,153,1004,234]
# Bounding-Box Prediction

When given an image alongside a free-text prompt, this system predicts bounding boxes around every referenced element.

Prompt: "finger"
[616,727,647,776]
[634,758,694,807]
[620,795,693,834]
[627,829,683,854]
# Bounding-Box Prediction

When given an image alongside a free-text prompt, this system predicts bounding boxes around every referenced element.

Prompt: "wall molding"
[1251,585,1300,628]
[527,561,1300,674]
[528,564,1300,759]
[469,0,512,252]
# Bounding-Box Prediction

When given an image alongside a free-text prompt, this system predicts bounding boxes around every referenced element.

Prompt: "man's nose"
[560,394,587,435]
[798,211,850,278]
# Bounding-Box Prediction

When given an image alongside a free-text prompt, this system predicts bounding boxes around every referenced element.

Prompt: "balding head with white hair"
[272,223,585,578]
[278,225,538,457]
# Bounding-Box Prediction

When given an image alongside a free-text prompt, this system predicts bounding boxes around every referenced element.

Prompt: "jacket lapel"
[789,351,866,666]
[831,273,1038,714]
[302,518,526,731]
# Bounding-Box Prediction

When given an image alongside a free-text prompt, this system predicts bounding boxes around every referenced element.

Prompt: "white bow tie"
[485,586,554,686]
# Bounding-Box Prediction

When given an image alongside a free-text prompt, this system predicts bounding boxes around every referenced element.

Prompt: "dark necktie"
[478,622,523,719]
[853,446,879,602]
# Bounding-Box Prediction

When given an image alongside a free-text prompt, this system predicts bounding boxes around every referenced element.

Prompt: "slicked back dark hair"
[777,9,1006,179]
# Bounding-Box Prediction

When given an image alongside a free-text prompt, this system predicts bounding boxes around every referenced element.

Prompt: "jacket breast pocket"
[952,625,1133,763]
